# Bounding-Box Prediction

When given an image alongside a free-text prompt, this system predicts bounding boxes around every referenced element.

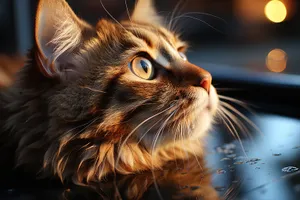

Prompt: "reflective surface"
[207,113,300,200]
[1,112,299,200]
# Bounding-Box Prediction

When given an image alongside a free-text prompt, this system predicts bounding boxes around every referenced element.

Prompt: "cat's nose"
[177,62,212,93]
[199,76,212,93]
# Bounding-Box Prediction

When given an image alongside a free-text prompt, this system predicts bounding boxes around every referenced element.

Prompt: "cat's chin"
[181,85,219,139]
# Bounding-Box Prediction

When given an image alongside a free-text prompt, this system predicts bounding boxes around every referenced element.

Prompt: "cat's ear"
[35,0,93,80]
[131,0,163,26]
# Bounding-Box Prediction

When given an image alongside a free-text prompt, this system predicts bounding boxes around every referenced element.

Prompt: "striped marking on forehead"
[125,24,182,68]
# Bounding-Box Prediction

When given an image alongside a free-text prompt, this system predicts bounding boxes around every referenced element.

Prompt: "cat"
[0,0,219,185]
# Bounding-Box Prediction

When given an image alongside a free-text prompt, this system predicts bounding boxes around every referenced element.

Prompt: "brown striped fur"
[0,0,219,185]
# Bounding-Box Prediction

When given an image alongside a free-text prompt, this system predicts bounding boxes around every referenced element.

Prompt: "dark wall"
[0,0,299,55]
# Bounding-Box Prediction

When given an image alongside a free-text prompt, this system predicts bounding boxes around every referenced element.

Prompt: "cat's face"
[36,0,219,151]
[88,21,219,150]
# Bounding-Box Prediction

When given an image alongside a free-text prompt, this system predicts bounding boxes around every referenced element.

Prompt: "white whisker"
[124,0,132,22]
[221,101,263,137]
[116,105,175,168]
[220,106,253,140]
[178,12,227,24]
[80,86,106,93]
[136,116,165,145]
[218,107,248,157]
[170,14,225,34]
[99,0,126,30]
[181,109,190,159]
[219,95,255,114]
[150,108,178,200]
[168,0,186,30]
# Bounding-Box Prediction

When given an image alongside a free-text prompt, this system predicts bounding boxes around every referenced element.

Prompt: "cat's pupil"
[140,60,148,73]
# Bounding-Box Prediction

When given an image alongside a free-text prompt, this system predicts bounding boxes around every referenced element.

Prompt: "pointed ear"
[131,0,163,26]
[35,0,93,79]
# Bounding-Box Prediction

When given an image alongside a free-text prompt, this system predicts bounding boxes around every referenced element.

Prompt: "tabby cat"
[0,0,219,185]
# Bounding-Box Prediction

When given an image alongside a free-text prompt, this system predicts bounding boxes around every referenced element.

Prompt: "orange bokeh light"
[266,49,287,73]
[265,0,287,23]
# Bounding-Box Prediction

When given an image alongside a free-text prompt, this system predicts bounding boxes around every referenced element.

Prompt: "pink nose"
[199,77,212,93]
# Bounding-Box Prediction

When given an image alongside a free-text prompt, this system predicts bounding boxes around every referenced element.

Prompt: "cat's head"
[35,0,219,152]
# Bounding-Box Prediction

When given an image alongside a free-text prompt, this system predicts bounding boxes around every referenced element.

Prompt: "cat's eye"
[179,52,187,61]
[130,57,154,80]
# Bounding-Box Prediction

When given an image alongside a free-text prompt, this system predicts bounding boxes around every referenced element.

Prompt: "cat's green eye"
[130,57,154,80]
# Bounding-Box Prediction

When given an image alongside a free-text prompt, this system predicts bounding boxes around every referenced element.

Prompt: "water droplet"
[249,158,261,162]
[246,158,261,165]
[234,156,245,161]
[282,166,299,173]
[234,161,244,165]
[220,157,231,161]
[273,153,282,156]
[216,169,226,174]
[226,154,236,158]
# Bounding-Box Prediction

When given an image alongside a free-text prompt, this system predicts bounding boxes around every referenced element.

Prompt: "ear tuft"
[131,0,163,26]
[35,0,93,79]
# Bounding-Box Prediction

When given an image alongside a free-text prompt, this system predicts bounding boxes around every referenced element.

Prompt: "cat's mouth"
[168,85,219,132]
[184,85,218,114]
[181,85,219,132]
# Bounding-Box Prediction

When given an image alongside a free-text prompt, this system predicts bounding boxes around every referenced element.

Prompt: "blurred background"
[0,0,299,75]
[0,0,300,199]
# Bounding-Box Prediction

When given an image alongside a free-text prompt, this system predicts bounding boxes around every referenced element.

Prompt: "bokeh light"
[265,0,287,23]
[266,49,287,73]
